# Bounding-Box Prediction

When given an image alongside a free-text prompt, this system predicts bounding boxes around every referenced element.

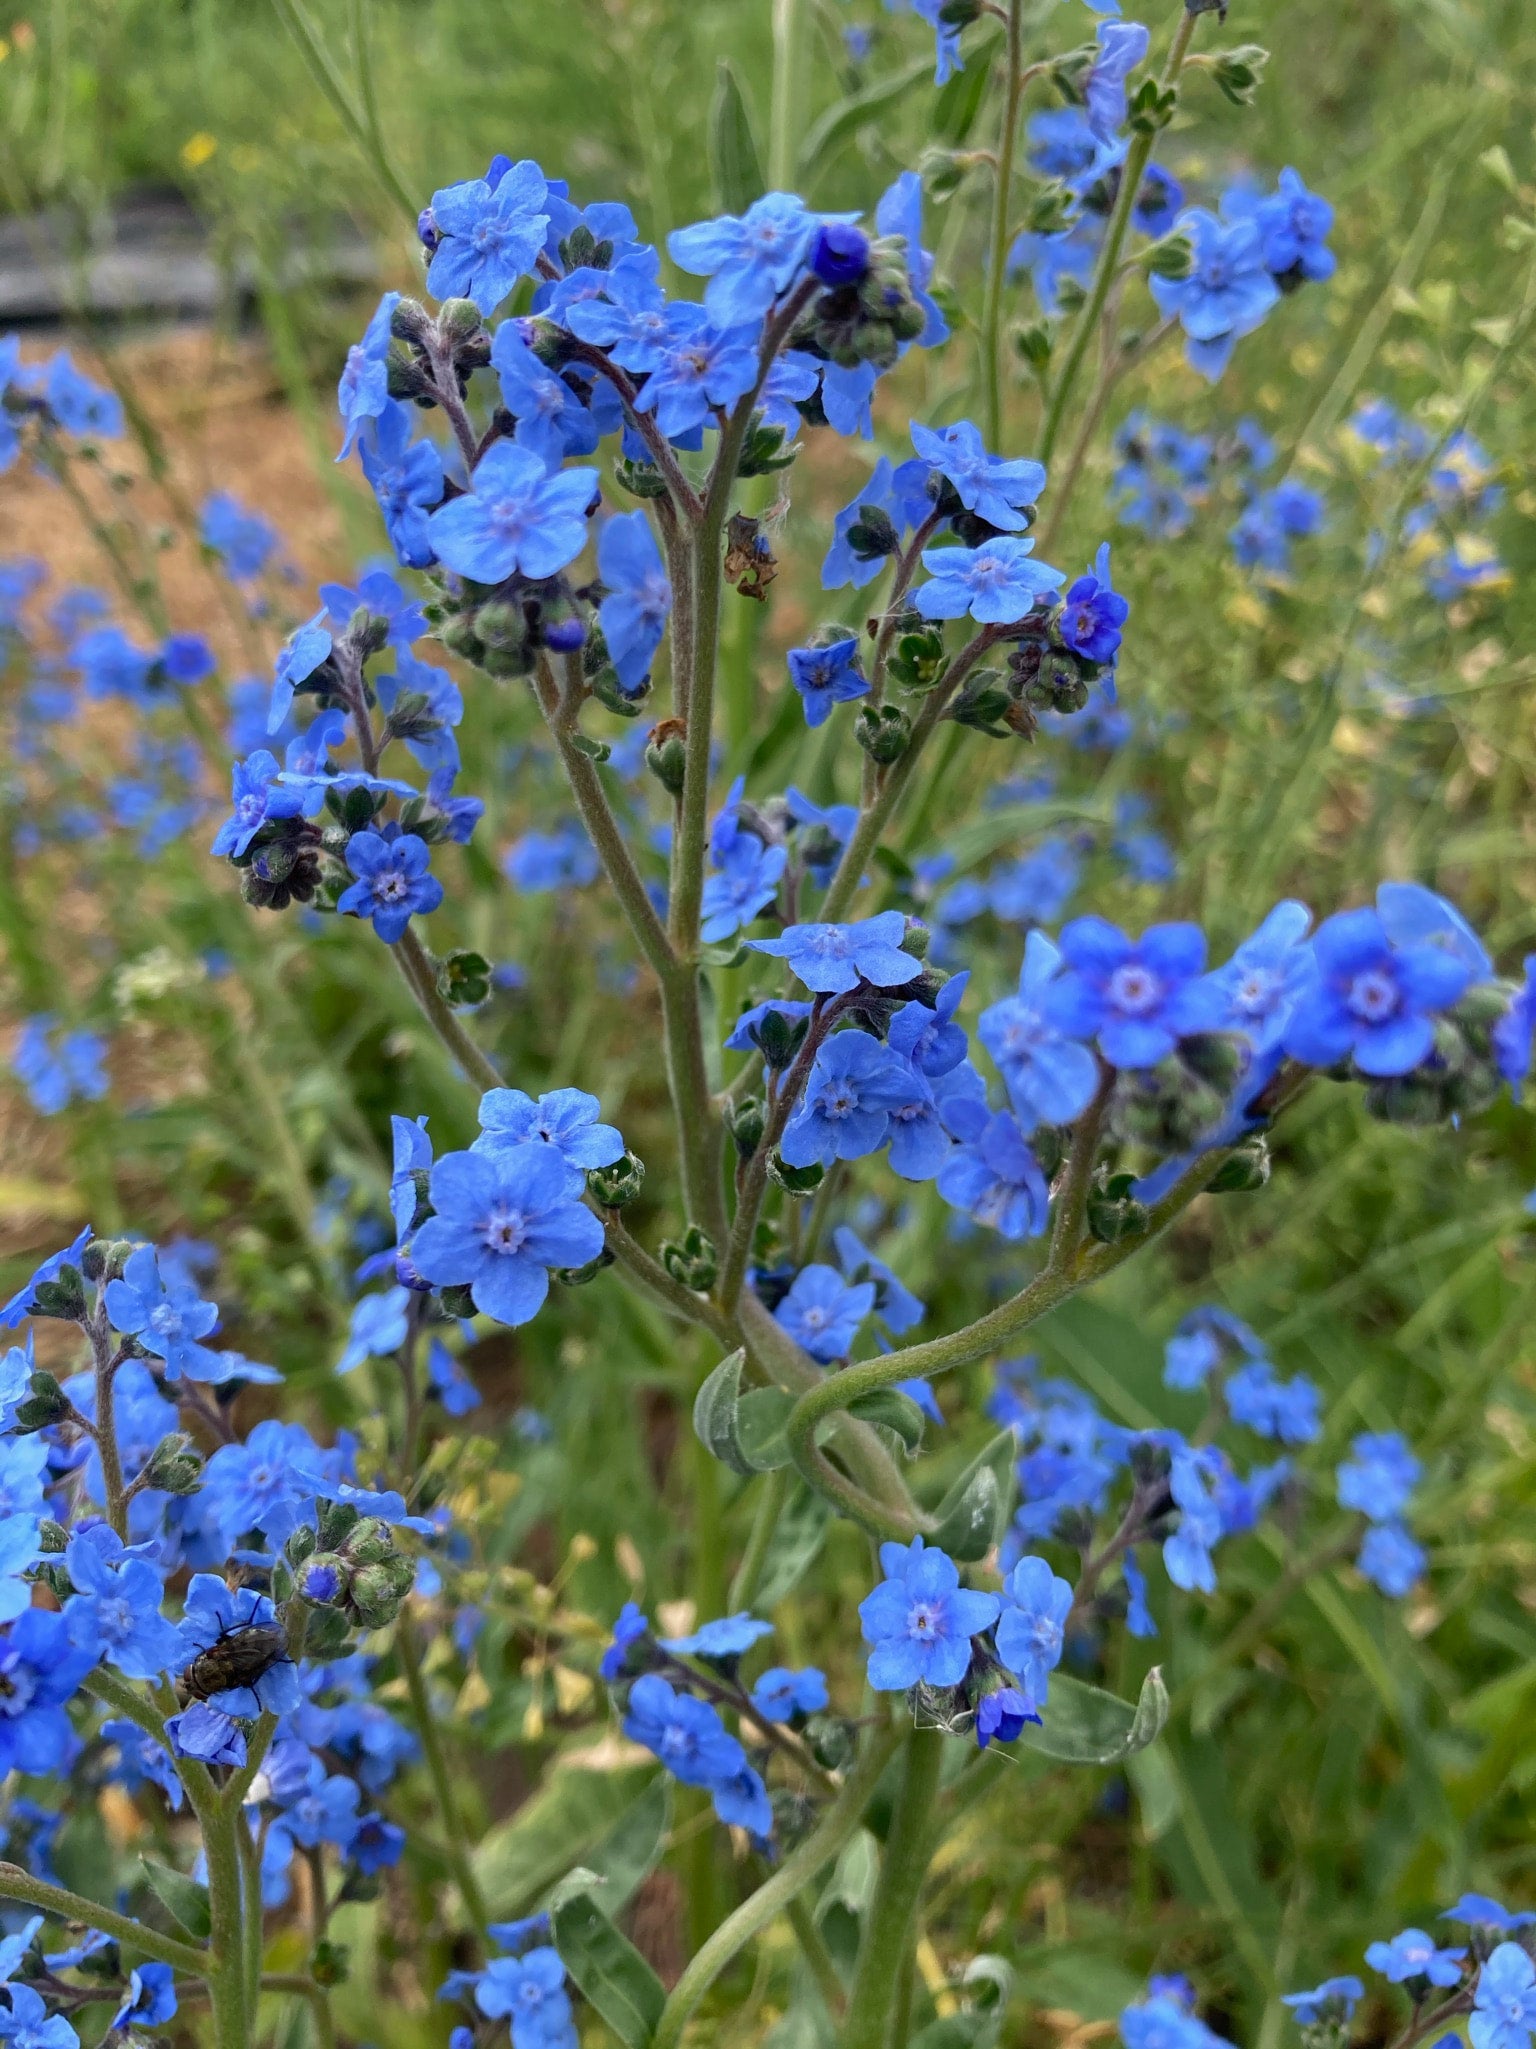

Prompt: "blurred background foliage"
[2,0,1536,2042]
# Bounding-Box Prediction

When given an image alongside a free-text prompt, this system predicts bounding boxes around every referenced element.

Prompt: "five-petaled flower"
[859,1536,1000,1692]
[410,1144,605,1327]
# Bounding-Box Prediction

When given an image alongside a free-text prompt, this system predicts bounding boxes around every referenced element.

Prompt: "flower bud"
[29,1265,88,1323]
[436,950,493,1011]
[436,298,485,343]
[342,1516,396,1565]
[80,1237,135,1284]
[141,1432,204,1496]
[661,1225,718,1292]
[587,1151,646,1210]
[1144,232,1194,280]
[855,703,911,764]
[15,1373,71,1431]
[729,1097,766,1161]
[349,1555,416,1629]
[1086,1169,1150,1244]
[646,720,689,798]
[317,1500,363,1552]
[1208,1134,1271,1193]
[297,1554,353,1607]
[1213,42,1267,102]
[769,1152,825,1197]
[555,1249,615,1285]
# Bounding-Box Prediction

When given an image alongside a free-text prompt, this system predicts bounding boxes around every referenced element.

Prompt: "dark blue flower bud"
[810,222,872,289]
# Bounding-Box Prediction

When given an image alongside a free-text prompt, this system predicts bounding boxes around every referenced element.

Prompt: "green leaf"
[709,59,765,216]
[471,1762,658,1918]
[737,1387,796,1470]
[539,1777,673,1921]
[927,1429,1015,1562]
[797,56,935,186]
[141,1856,212,1942]
[754,1483,832,1608]
[692,1348,755,1476]
[1016,1667,1169,1766]
[847,1386,926,1455]
[931,30,1001,145]
[552,1892,665,2048]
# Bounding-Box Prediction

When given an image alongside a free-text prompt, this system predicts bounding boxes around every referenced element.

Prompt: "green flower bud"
[349,1556,415,1629]
[730,1097,766,1160]
[769,1152,825,1197]
[855,703,911,763]
[436,949,494,1011]
[1208,1134,1271,1193]
[141,1432,204,1496]
[587,1151,646,1209]
[661,1224,718,1292]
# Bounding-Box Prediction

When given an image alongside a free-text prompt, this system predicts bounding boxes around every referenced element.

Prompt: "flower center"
[1108,964,1161,1014]
[907,1601,939,1641]
[481,1205,529,1256]
[149,1302,183,1340]
[376,870,410,903]
[1346,969,1398,1022]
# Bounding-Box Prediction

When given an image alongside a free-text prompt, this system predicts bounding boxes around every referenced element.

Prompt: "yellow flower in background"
[180,131,218,169]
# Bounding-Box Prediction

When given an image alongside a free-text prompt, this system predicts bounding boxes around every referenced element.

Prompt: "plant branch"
[0,1866,208,1975]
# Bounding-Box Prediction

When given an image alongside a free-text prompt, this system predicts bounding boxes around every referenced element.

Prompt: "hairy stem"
[982,0,1026,448]
[842,1725,944,2049]
[0,1866,207,1975]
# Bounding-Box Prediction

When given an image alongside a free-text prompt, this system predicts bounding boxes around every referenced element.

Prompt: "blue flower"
[1224,1363,1321,1444]
[1057,543,1129,664]
[160,632,215,684]
[1472,1945,1536,2049]
[748,910,920,994]
[833,1226,926,1337]
[1209,901,1314,1054]
[277,1756,362,1852]
[1164,1449,1223,1594]
[0,1919,39,1986]
[0,1610,97,1774]
[597,512,672,692]
[669,193,829,326]
[702,838,787,943]
[631,307,761,440]
[937,1110,1050,1239]
[112,1964,177,2032]
[782,1029,923,1169]
[563,264,671,370]
[1357,1521,1425,1598]
[1445,1898,1536,1934]
[1121,1994,1233,2049]
[1253,168,1335,282]
[11,1019,110,1116]
[42,350,123,437]
[266,609,333,734]
[320,568,428,647]
[177,1578,300,1718]
[475,1945,576,2049]
[199,1419,326,1547]
[427,441,597,585]
[337,830,445,944]
[599,1601,650,1682]
[0,1517,39,1626]
[1494,955,1536,1086]
[915,537,1065,624]
[786,637,868,727]
[474,1086,624,1194]
[352,1813,407,1873]
[1336,1431,1421,1522]
[989,840,1081,927]
[859,1536,1000,1691]
[105,1245,226,1382]
[201,492,278,580]
[995,1555,1073,1715]
[69,625,154,700]
[211,748,320,857]
[910,420,1045,533]
[726,998,814,1058]
[978,930,1102,1131]
[909,0,962,84]
[337,291,401,457]
[411,1144,604,1327]
[504,824,600,891]
[492,327,599,467]
[773,1264,876,1362]
[660,1613,774,1658]
[62,1527,181,1681]
[1043,916,1224,1069]
[1085,19,1149,140]
[712,1763,773,1838]
[1365,1930,1466,1988]
[1150,210,1280,374]
[0,1438,48,1521]
[876,171,948,346]
[1135,163,1184,237]
[623,1673,746,1786]
[750,1666,829,1721]
[0,1226,92,1329]
[0,1983,81,2049]
[1280,1978,1364,2027]
[1123,1554,1156,1637]
[975,1685,1036,1747]
[888,971,969,1079]
[425,163,551,312]
[337,1286,411,1373]
[822,455,934,590]
[360,402,447,569]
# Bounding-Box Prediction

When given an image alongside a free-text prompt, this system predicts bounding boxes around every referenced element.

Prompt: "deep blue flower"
[1285,904,1474,1075]
[781,1029,921,1168]
[62,1527,180,1680]
[1135,163,1184,238]
[600,1601,650,1682]
[995,1555,1073,1715]
[786,637,867,727]
[773,1264,876,1362]
[1010,221,1102,315]
[0,1610,97,1775]
[1356,1521,1425,1598]
[597,512,672,692]
[0,1919,39,1987]
[175,1579,298,1716]
[112,1963,177,2032]
[1057,543,1129,664]
[474,1086,624,1194]
[908,0,962,84]
[1253,168,1335,282]
[1366,1930,1466,1987]
[748,910,921,994]
[1044,917,1224,1069]
[352,1814,407,1874]
[475,1945,576,2049]
[660,1613,774,1658]
[978,930,1102,1131]
[910,420,1046,533]
[631,306,761,440]
[105,1245,226,1382]
[702,838,787,943]
[750,1666,829,1721]
[337,291,401,457]
[859,1536,1000,1691]
[411,1144,604,1327]
[425,163,551,312]
[337,830,444,944]
[889,971,969,1079]
[1472,1945,1536,2049]
[278,1756,362,1852]
[0,1983,82,2049]
[937,1110,1050,1240]
[623,1673,746,1786]
[1085,19,1149,140]
[1445,1898,1536,1934]
[975,1685,1037,1747]
[160,632,216,684]
[915,537,1065,624]
[712,1763,774,1838]
[669,193,835,326]
[266,609,333,734]
[360,402,447,569]
[0,1437,47,1521]
[427,441,597,585]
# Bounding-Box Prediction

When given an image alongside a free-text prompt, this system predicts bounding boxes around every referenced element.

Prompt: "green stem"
[0,1865,207,1975]
[769,0,809,191]
[661,965,730,1241]
[651,1725,902,2049]
[1039,0,1197,465]
[982,0,1026,448]
[396,1608,490,1936]
[200,1801,252,2049]
[729,1468,792,1610]
[394,926,505,1093]
[267,0,418,226]
[842,1726,944,2049]
[89,1304,129,1541]
[264,1977,338,2049]
[784,1891,846,2018]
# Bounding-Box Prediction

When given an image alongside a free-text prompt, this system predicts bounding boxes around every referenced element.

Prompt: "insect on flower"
[177,1621,291,1706]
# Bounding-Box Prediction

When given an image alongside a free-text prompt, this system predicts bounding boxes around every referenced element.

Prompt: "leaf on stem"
[1015,1666,1169,1767]
[552,1893,666,2049]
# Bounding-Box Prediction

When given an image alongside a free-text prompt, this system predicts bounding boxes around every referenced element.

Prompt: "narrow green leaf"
[1016,1667,1169,1766]
[710,60,766,216]
[692,1348,754,1476]
[471,1763,657,1918]
[847,1386,926,1455]
[552,1893,665,2048]
[931,31,1001,145]
[141,1857,212,1942]
[797,56,935,185]
[539,1778,673,1921]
